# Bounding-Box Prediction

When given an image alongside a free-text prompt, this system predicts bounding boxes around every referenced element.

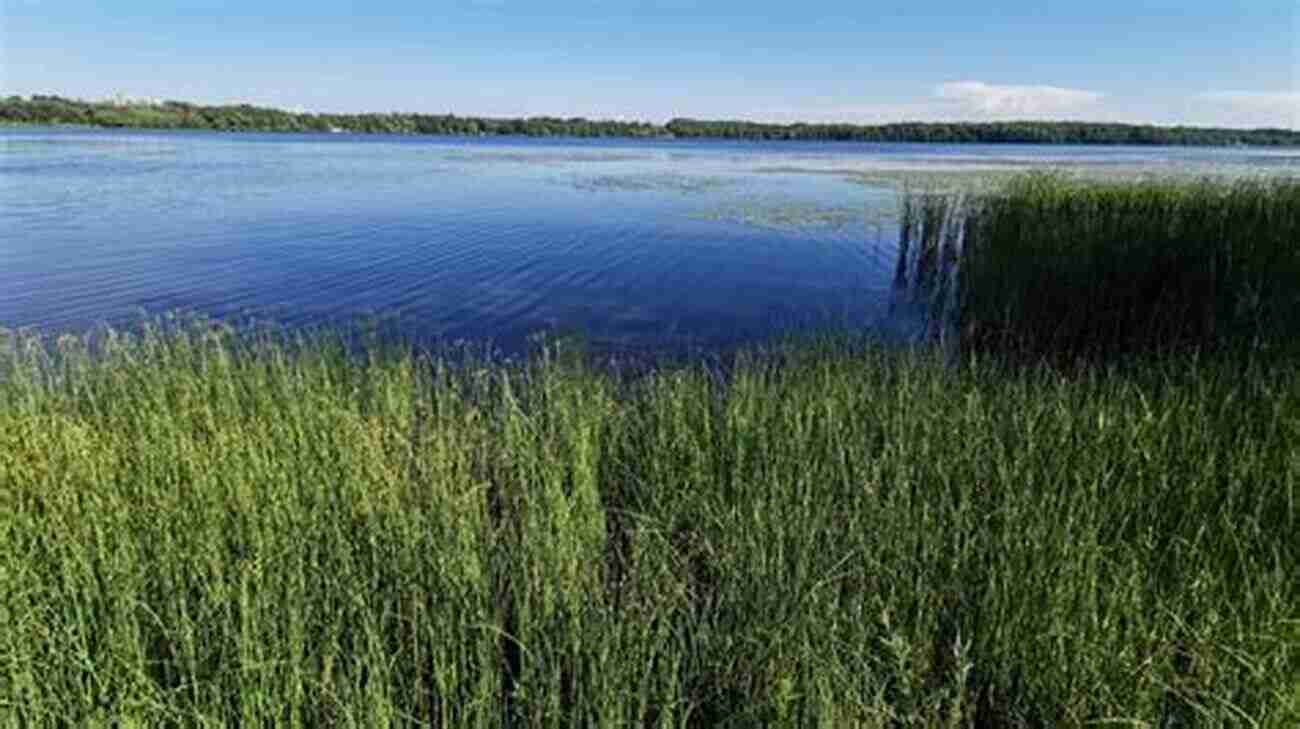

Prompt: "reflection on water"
[3,128,1292,355]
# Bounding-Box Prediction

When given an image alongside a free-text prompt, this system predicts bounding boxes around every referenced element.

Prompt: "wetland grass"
[900,174,1300,363]
[2,322,1297,727]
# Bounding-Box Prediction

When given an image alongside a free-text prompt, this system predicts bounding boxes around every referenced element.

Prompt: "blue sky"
[2,0,1296,127]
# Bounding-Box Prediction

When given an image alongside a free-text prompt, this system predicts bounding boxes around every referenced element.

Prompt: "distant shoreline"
[4,94,1299,147]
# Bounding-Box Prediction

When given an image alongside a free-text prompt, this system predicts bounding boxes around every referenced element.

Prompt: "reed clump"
[930,174,1300,363]
[1,322,1296,727]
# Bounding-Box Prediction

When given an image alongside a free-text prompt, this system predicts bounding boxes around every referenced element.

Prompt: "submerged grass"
[1,322,1297,727]
[899,174,1300,363]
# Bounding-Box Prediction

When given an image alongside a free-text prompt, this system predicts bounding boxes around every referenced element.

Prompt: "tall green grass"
[2,322,1296,727]
[899,174,1300,363]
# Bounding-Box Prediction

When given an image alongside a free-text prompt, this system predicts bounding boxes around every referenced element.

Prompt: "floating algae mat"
[691,196,891,232]
[442,150,653,164]
[564,171,740,193]
[759,161,1300,196]
[844,168,1023,193]
[843,165,1300,191]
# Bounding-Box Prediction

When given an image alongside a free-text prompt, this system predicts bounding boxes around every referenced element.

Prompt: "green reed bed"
[1,323,1296,727]
[919,174,1300,363]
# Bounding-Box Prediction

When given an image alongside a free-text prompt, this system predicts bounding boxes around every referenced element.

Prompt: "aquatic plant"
[691,198,869,231]
[567,172,737,194]
[897,173,1300,364]
[1,322,1296,726]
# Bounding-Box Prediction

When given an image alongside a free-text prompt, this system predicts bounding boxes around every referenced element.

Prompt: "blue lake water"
[3,128,1297,355]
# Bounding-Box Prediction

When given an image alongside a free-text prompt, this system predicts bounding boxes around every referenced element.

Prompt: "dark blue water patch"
[5,127,1285,356]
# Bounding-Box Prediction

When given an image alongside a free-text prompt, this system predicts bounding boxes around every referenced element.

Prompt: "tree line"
[4,94,1298,146]
[0,95,662,138]
[663,118,1300,146]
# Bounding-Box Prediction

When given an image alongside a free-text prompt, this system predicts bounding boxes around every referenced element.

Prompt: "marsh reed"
[2,320,1296,727]
[896,173,1300,364]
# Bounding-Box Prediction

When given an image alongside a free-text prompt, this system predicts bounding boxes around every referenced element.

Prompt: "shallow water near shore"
[3,127,1295,355]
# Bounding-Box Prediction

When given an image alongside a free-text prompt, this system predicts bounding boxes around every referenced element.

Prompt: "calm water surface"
[3,128,1296,355]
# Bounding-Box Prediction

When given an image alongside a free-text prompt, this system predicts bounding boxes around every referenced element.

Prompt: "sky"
[2,0,1297,128]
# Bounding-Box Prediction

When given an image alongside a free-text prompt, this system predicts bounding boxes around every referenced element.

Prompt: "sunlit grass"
[2,321,1296,727]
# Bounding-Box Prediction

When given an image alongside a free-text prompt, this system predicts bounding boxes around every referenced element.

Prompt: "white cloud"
[1190,91,1300,129]
[751,101,943,124]
[751,82,1299,130]
[751,81,1107,125]
[933,81,1104,118]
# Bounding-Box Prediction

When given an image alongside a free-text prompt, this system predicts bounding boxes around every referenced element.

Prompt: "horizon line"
[7,92,1300,134]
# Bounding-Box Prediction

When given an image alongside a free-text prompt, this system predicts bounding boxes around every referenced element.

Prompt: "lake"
[4,128,1297,356]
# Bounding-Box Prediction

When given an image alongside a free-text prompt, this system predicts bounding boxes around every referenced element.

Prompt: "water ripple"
[11,128,1255,350]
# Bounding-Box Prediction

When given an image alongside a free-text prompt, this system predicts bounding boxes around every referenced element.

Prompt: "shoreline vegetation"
[896,173,1300,362]
[3,174,1299,725]
[5,93,1300,146]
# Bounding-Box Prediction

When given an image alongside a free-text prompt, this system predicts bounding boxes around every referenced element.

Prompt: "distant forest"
[5,94,1299,146]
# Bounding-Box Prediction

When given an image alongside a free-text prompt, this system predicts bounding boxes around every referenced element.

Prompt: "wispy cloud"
[1190,91,1299,128]
[933,81,1104,118]
[751,101,942,125]
[751,81,1106,125]
[751,82,1299,130]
